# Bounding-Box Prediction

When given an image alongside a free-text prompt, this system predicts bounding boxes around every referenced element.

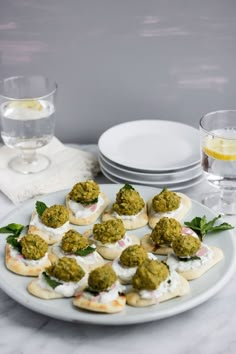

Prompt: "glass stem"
[20,149,37,164]
[220,188,236,214]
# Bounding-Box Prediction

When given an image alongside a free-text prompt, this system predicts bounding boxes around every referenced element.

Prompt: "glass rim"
[200,109,236,140]
[0,75,57,101]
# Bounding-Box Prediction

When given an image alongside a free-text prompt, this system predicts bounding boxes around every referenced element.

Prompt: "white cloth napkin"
[0,137,100,204]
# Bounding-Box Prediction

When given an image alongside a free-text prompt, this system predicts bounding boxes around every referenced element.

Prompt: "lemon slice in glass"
[9,100,43,111]
[203,136,236,161]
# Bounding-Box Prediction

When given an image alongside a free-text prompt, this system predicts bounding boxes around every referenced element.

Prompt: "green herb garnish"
[122,184,134,191]
[178,255,201,262]
[74,246,96,256]
[184,215,234,241]
[0,223,24,236]
[6,235,22,252]
[81,197,99,206]
[42,272,62,289]
[84,286,100,295]
[36,201,48,217]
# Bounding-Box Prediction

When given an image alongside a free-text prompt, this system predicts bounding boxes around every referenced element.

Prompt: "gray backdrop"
[1,0,236,143]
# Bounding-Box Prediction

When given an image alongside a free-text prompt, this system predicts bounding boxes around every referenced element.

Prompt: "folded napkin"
[0,137,100,204]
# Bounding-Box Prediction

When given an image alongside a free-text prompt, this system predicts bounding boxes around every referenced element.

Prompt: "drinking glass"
[200,110,236,214]
[0,75,57,174]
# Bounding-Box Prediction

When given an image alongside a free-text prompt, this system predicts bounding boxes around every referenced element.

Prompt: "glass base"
[202,191,236,215]
[8,153,51,174]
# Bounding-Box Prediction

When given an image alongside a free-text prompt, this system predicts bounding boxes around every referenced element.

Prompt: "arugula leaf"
[74,246,96,257]
[6,235,22,252]
[36,201,48,217]
[178,256,201,262]
[184,215,234,241]
[0,223,24,236]
[122,184,134,191]
[42,272,62,289]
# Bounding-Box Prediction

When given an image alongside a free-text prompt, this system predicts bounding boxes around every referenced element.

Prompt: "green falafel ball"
[69,180,100,204]
[113,184,145,216]
[120,245,148,267]
[150,217,182,246]
[41,204,69,228]
[93,219,126,244]
[132,259,169,290]
[172,235,201,258]
[152,188,180,213]
[20,234,48,260]
[46,257,85,282]
[61,229,89,253]
[88,264,117,292]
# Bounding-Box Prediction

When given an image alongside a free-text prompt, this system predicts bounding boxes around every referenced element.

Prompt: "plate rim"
[0,184,235,326]
[98,120,201,171]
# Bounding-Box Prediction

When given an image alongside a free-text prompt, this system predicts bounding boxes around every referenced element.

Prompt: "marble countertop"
[0,173,236,354]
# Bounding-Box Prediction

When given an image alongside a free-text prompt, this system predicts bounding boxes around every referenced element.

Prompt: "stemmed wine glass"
[200,110,236,214]
[0,76,57,174]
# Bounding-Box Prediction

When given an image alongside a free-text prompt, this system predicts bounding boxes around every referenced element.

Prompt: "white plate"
[101,167,204,191]
[0,185,235,326]
[99,156,202,184]
[98,120,201,171]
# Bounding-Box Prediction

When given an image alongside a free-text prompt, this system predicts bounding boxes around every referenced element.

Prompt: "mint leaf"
[178,256,201,262]
[6,235,22,252]
[0,223,24,236]
[36,201,48,217]
[74,245,96,256]
[184,215,234,241]
[80,197,98,206]
[42,272,62,289]
[122,184,134,191]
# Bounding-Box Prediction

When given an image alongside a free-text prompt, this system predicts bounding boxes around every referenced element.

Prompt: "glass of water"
[0,76,57,174]
[200,110,236,214]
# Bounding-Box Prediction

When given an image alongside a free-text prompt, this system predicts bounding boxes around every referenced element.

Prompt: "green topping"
[178,255,201,262]
[61,229,89,253]
[41,204,69,228]
[172,235,201,258]
[88,264,117,292]
[69,180,100,204]
[6,235,22,252]
[0,223,24,236]
[42,272,62,289]
[112,184,145,216]
[152,188,180,213]
[184,215,234,241]
[20,234,48,260]
[120,245,148,267]
[36,201,48,217]
[132,259,169,290]
[46,257,85,282]
[74,246,96,256]
[150,217,182,246]
[93,219,126,244]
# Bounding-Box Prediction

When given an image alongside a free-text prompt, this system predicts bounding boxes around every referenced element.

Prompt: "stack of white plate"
[98,120,203,191]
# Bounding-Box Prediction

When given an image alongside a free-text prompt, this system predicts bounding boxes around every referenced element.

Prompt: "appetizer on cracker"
[73,264,126,313]
[66,180,109,225]
[102,184,148,229]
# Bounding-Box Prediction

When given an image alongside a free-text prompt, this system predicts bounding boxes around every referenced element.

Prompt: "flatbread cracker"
[176,246,224,280]
[148,192,192,229]
[126,274,190,307]
[28,211,69,245]
[140,234,172,255]
[73,293,126,313]
[5,244,51,276]
[83,229,140,260]
[27,279,64,299]
[102,206,148,230]
[66,192,110,225]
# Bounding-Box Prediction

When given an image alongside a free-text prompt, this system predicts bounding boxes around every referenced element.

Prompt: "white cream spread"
[81,280,125,304]
[112,253,156,283]
[89,233,132,249]
[38,272,88,297]
[68,195,104,218]
[112,208,143,221]
[30,213,70,241]
[9,245,49,266]
[139,270,179,300]
[51,243,103,268]
[166,243,213,272]
[151,201,184,218]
